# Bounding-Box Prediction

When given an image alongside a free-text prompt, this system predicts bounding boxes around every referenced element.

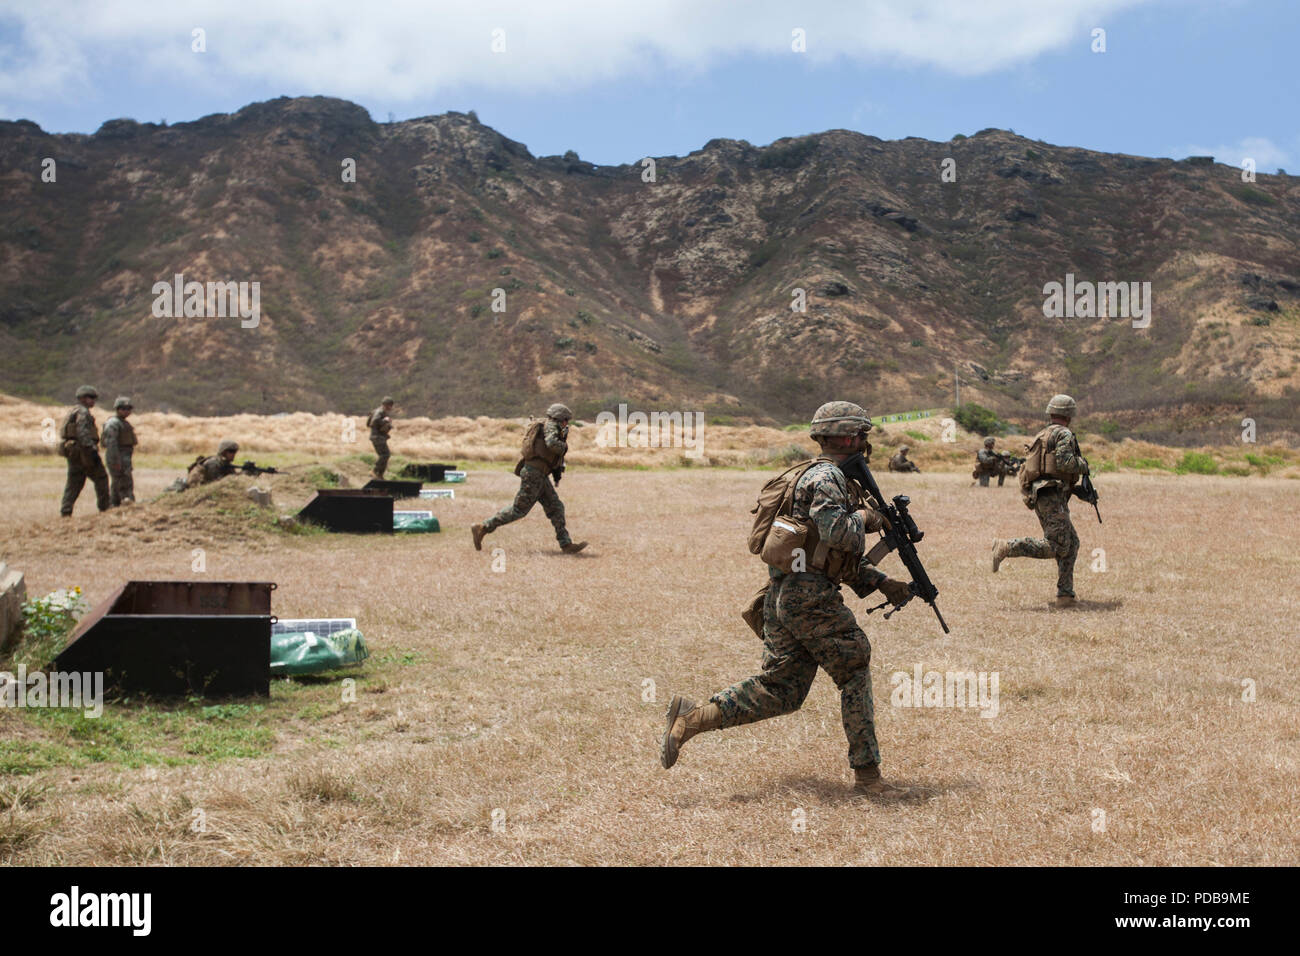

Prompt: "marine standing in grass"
[59,385,111,516]
[973,436,1006,487]
[100,396,137,506]
[367,397,395,480]
[888,444,920,473]
[992,394,1088,608]
[472,403,587,554]
[660,401,920,800]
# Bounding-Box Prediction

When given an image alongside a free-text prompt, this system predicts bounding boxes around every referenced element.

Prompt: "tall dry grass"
[3,394,1295,475]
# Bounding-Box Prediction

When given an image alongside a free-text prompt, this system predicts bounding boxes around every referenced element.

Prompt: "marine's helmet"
[984,436,996,448]
[809,401,872,439]
[899,445,909,453]
[546,403,573,421]
[1046,394,1077,419]
[381,396,395,406]
[218,439,240,455]
[114,396,133,410]
[75,385,98,399]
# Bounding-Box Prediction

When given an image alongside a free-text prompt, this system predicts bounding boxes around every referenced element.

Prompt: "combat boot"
[1055,594,1076,609]
[561,540,588,554]
[853,764,923,802]
[660,695,722,769]
[471,523,488,551]
[991,539,1011,572]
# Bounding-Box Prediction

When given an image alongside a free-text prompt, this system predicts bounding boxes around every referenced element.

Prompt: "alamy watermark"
[151,272,260,328]
[594,404,706,459]
[890,666,1000,718]
[0,666,103,718]
[1042,273,1151,328]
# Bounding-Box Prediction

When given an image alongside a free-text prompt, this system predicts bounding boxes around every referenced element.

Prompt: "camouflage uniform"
[185,440,239,489]
[1002,423,1086,596]
[974,446,1007,486]
[59,397,110,516]
[482,417,572,546]
[710,460,890,769]
[888,447,920,473]
[101,403,137,506]
[368,400,394,479]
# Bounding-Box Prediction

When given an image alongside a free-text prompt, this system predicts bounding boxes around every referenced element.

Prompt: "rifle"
[995,452,1026,476]
[1073,473,1101,523]
[839,453,950,634]
[231,460,280,477]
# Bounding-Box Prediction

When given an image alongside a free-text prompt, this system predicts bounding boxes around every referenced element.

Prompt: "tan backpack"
[748,458,831,572]
[519,420,544,461]
[1019,425,1077,498]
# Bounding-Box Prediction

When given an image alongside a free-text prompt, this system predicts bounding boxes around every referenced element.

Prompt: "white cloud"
[1180,136,1294,172]
[0,0,1158,104]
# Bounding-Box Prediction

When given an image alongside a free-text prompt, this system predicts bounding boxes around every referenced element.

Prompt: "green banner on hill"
[871,408,945,425]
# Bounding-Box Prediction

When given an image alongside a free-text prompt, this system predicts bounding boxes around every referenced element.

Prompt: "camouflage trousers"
[370,437,390,478]
[710,572,880,768]
[1005,488,1079,596]
[61,450,110,515]
[483,464,570,546]
[109,452,134,506]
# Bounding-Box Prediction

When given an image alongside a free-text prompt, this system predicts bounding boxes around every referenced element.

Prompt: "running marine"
[660,401,921,800]
[991,394,1089,607]
[472,404,588,554]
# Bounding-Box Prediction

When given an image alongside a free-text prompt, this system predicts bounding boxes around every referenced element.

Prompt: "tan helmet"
[115,396,133,410]
[809,401,871,439]
[1046,394,1077,419]
[75,385,98,399]
[899,445,909,453]
[984,436,996,448]
[218,439,239,455]
[546,403,573,421]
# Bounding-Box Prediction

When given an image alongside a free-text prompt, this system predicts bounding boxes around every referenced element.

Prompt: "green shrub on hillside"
[1175,452,1219,475]
[953,403,1005,436]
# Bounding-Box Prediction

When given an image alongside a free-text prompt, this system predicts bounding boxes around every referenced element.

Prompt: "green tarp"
[393,511,440,532]
[271,627,370,676]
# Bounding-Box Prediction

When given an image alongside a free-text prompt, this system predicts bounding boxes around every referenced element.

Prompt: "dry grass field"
[1,441,1297,865]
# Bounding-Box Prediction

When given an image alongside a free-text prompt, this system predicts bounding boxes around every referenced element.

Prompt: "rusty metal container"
[53,581,274,697]
[363,479,422,499]
[399,463,454,482]
[297,488,393,533]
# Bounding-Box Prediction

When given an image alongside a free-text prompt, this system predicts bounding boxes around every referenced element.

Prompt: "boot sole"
[660,695,686,769]
[471,526,483,551]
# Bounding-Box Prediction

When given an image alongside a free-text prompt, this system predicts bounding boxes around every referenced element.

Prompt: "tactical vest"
[367,408,391,438]
[518,420,565,474]
[1019,425,1079,495]
[102,416,137,448]
[59,407,96,458]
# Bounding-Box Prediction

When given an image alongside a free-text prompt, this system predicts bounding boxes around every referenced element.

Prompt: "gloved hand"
[859,506,888,533]
[877,578,913,607]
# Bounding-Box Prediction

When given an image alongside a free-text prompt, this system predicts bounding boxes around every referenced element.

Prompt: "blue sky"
[0,0,1294,170]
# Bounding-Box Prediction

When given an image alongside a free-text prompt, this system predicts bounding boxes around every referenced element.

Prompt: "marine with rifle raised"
[660,401,936,801]
[168,440,279,490]
[973,436,1023,487]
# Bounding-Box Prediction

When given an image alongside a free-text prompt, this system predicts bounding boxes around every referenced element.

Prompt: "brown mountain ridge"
[2,95,1298,443]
